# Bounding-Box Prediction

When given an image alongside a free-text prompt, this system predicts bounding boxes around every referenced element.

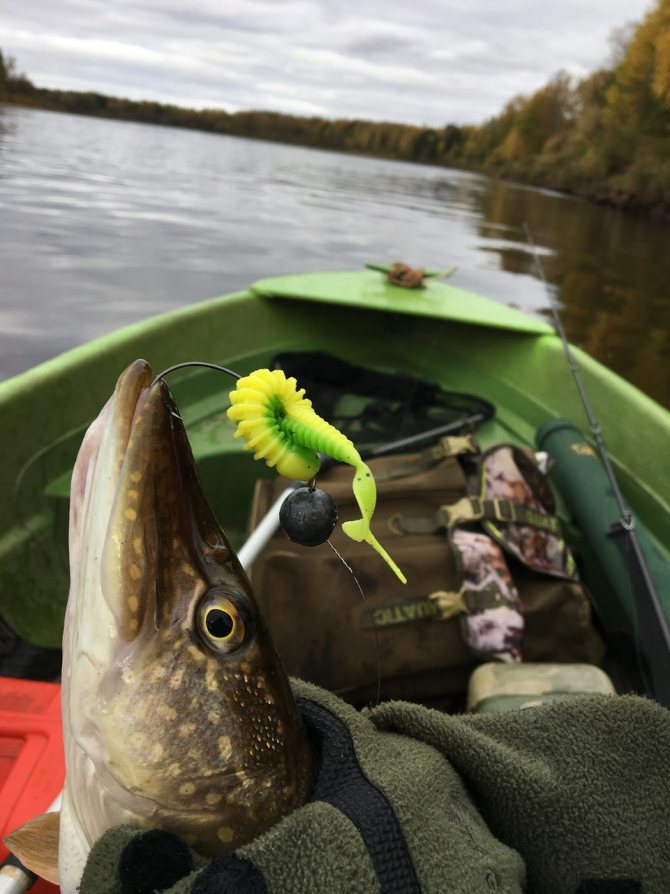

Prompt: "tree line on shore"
[2,0,669,216]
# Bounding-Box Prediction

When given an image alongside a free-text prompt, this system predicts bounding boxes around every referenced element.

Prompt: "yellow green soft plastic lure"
[227,368,406,583]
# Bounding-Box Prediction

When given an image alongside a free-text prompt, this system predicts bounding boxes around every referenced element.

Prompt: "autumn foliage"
[2,0,670,215]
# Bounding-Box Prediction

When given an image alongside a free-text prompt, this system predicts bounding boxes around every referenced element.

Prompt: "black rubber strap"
[298,698,421,894]
[191,854,267,894]
[188,699,420,893]
[574,881,641,894]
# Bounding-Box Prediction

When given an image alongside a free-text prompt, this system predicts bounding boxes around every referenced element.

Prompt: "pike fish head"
[61,360,314,888]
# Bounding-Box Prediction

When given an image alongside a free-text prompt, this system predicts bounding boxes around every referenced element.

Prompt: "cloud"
[0,0,655,125]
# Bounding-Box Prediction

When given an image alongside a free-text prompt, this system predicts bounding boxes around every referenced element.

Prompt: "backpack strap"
[429,585,512,620]
[376,434,478,482]
[442,497,562,533]
[389,497,561,535]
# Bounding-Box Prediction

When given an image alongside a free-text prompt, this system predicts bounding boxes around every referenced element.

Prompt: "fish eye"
[197,590,248,653]
[206,608,235,639]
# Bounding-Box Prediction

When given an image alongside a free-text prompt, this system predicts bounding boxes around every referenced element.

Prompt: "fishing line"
[153,358,388,703]
[524,223,670,707]
[150,361,243,633]
[522,226,633,527]
[326,540,382,708]
[152,361,241,387]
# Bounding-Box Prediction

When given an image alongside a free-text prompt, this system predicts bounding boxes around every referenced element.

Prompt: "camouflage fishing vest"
[248,437,604,708]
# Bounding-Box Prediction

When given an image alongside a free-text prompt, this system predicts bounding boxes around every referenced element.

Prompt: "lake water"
[1,104,668,407]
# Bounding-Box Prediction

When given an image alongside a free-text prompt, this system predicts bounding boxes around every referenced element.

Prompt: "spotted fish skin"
[60,360,314,892]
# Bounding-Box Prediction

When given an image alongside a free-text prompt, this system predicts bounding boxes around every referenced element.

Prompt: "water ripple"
[0,104,668,405]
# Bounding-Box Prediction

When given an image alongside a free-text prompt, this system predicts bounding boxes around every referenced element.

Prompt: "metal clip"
[440,496,483,528]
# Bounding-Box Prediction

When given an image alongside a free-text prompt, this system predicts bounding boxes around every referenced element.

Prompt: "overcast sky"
[1,0,654,127]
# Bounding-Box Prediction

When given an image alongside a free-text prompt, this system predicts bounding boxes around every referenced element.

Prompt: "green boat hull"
[1,270,669,670]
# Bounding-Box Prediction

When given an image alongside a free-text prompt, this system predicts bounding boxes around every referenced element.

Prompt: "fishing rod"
[523,224,670,707]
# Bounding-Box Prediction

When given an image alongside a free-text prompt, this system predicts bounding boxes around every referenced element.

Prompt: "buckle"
[491,498,515,523]
[432,434,478,459]
[440,496,483,528]
[429,588,468,619]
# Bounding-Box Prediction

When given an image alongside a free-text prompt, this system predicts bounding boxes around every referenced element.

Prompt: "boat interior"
[1,275,669,715]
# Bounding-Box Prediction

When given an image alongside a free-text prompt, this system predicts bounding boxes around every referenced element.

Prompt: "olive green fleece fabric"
[80,680,670,894]
[371,690,670,893]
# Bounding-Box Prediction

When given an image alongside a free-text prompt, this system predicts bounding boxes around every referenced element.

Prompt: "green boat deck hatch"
[251,270,553,335]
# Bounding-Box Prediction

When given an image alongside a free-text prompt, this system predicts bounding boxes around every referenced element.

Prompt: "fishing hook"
[151,361,241,387]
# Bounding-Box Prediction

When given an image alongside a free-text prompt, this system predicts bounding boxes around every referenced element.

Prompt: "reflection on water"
[0,105,668,406]
[475,180,670,408]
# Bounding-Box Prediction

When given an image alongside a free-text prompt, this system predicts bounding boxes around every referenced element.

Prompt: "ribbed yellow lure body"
[227,368,406,583]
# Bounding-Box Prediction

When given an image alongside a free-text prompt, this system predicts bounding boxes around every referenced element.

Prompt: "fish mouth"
[65,360,154,664]
[65,359,225,663]
[68,359,151,553]
[67,358,245,651]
